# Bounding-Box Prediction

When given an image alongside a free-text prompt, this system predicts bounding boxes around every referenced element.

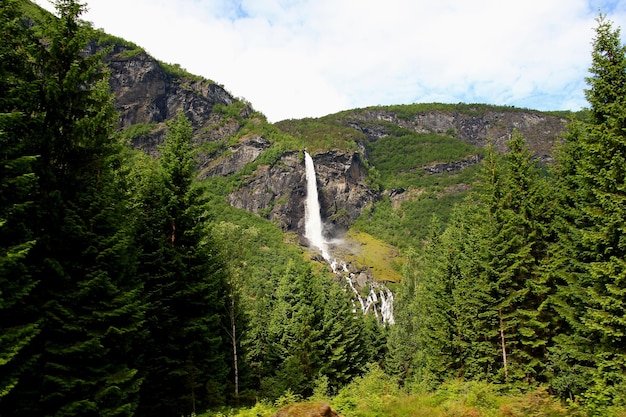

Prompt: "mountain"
[95,38,568,220]
[82,23,579,270]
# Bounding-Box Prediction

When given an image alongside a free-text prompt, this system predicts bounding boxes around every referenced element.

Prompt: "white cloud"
[34,0,626,121]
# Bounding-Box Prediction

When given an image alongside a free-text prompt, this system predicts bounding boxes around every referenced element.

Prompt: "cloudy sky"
[35,0,626,122]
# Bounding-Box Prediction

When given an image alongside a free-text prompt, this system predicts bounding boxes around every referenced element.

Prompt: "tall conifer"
[135,111,229,416]
[0,0,40,400]
[2,1,145,415]
[480,134,554,383]
[551,15,626,407]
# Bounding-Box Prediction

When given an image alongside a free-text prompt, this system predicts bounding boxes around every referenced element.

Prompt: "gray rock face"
[424,155,484,174]
[97,41,569,235]
[202,135,271,177]
[227,150,378,236]
[311,151,378,235]
[105,49,235,128]
[345,108,566,159]
[227,152,306,231]
[95,43,245,155]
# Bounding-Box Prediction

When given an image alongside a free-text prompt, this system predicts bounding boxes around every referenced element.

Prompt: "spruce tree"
[551,15,626,407]
[0,0,39,399]
[262,260,325,398]
[319,279,370,394]
[135,111,229,416]
[479,134,554,384]
[394,135,555,388]
[1,1,145,415]
[389,208,497,387]
[444,202,499,381]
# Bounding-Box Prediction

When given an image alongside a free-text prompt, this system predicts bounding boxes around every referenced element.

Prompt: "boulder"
[272,402,340,417]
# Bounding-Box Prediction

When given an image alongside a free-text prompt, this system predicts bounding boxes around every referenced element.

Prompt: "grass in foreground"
[200,365,620,417]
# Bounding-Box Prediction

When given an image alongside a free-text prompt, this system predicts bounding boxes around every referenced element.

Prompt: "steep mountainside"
[94,33,572,247]
[90,37,253,157]
[335,105,566,161]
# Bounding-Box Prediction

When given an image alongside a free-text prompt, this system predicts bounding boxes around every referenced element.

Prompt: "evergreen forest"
[1,1,626,416]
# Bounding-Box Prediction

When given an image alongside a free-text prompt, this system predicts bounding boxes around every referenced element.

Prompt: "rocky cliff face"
[226,149,377,235]
[343,108,567,163]
[92,42,247,155]
[98,41,570,239]
[311,150,378,234]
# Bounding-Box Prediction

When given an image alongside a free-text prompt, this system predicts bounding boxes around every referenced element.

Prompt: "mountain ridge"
[96,37,572,241]
[71,10,577,249]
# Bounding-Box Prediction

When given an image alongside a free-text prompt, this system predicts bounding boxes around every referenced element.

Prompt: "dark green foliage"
[1,1,145,415]
[257,262,378,399]
[548,15,626,409]
[134,112,229,416]
[478,136,556,384]
[390,132,555,389]
[0,0,39,399]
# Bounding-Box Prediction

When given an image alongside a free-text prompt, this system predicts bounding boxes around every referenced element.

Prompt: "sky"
[34,0,626,122]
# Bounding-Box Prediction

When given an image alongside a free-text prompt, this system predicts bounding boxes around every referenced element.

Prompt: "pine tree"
[210,221,259,403]
[480,134,555,384]
[135,111,229,416]
[394,135,555,388]
[2,1,145,415]
[0,0,40,399]
[262,260,325,399]
[551,15,626,407]
[319,279,370,394]
[390,208,497,387]
[444,202,499,381]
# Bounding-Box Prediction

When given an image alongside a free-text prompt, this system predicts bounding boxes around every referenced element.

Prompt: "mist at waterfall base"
[303,151,394,325]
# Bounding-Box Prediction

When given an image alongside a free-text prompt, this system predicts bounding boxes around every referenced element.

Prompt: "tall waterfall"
[303,151,394,324]
[304,151,330,261]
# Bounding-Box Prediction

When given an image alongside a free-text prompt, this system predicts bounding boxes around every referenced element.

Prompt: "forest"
[1,0,626,416]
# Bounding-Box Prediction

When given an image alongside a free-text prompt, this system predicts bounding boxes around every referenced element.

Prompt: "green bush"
[120,122,157,140]
[158,61,204,82]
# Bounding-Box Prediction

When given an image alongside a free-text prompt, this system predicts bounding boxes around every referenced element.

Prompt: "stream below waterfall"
[303,151,394,325]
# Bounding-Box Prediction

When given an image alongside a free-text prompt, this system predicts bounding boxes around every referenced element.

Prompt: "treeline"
[0,1,381,416]
[387,15,626,415]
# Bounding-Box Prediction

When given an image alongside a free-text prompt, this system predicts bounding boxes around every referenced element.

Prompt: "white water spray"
[303,150,394,324]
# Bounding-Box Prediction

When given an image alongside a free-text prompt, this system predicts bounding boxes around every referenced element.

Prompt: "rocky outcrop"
[312,151,378,235]
[344,108,566,161]
[103,47,235,124]
[220,107,567,235]
[423,155,484,174]
[201,134,271,177]
[89,42,249,155]
[272,402,341,417]
[227,150,378,236]
[227,151,305,231]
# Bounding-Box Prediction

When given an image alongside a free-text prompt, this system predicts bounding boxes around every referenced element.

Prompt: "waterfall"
[304,151,330,261]
[303,150,394,324]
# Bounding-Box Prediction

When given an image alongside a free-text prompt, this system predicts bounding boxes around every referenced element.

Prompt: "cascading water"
[304,151,330,262]
[303,151,394,324]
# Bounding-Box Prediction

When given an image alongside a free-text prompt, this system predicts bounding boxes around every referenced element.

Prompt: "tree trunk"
[499,309,508,381]
[230,292,239,402]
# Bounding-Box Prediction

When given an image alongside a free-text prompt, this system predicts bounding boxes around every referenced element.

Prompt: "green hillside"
[4,2,626,417]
